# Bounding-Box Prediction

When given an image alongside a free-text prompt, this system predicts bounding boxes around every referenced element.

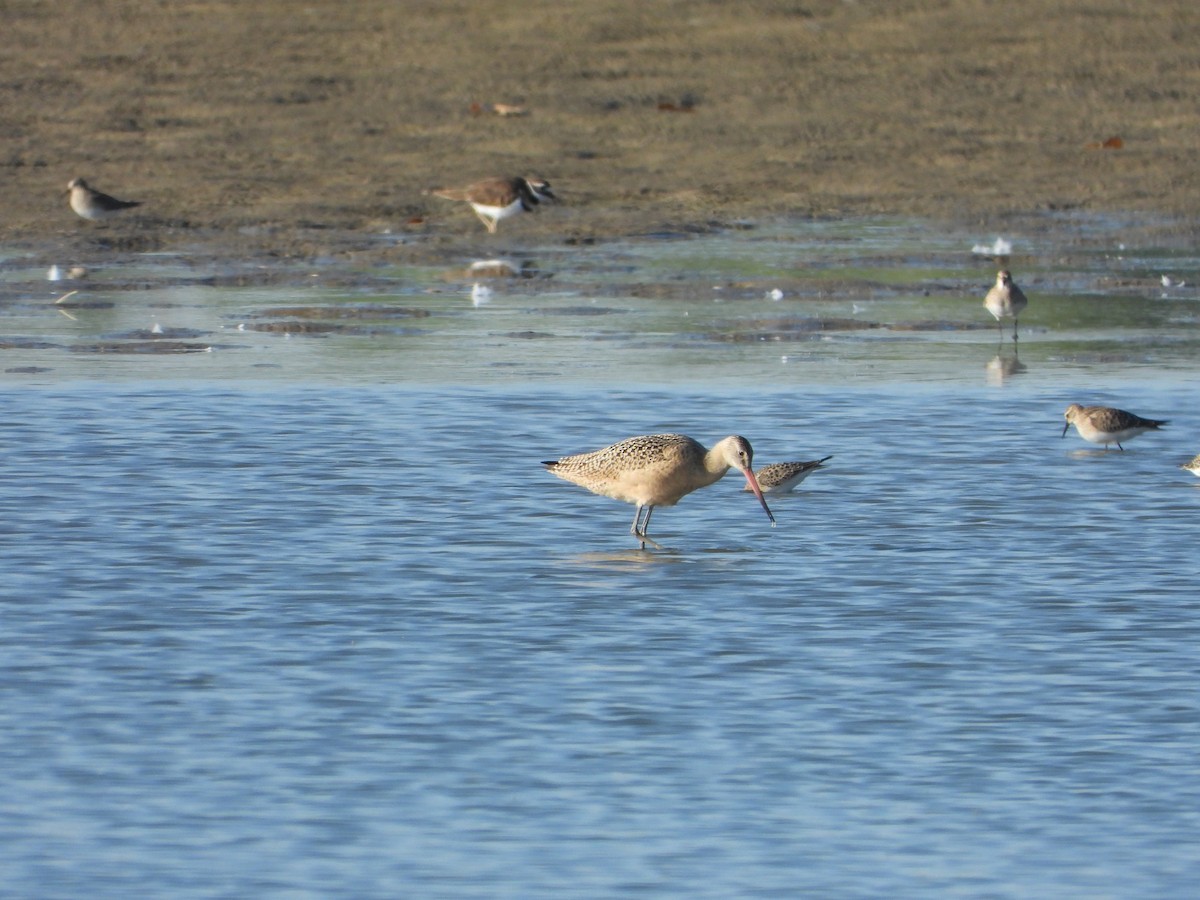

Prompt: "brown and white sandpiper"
[746,457,833,495]
[66,178,141,221]
[1062,404,1167,451]
[983,270,1029,342]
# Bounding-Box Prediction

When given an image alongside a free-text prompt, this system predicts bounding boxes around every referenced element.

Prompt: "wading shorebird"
[432,176,555,233]
[983,270,1029,342]
[542,433,775,549]
[747,456,833,495]
[1062,404,1168,451]
[1179,454,1200,477]
[66,178,141,221]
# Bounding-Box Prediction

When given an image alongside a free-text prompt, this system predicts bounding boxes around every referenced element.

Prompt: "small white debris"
[470,283,493,306]
[971,236,1012,257]
[47,265,62,281]
[151,322,163,334]
[767,288,784,301]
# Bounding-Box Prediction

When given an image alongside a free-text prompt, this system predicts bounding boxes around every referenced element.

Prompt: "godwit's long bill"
[542,433,775,549]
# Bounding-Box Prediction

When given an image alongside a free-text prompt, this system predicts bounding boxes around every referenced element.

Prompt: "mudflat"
[4,0,1198,258]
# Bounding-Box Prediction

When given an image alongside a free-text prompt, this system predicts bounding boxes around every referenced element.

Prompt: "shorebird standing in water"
[747,456,832,495]
[1179,454,1200,477]
[432,176,555,233]
[983,270,1028,342]
[1062,404,1168,451]
[66,178,141,221]
[543,433,775,549]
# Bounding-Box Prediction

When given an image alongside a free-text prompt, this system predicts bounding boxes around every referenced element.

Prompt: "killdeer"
[66,178,142,221]
[432,176,555,233]
[983,270,1029,342]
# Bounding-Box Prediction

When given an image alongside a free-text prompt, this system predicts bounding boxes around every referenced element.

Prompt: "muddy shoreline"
[4,1,1198,264]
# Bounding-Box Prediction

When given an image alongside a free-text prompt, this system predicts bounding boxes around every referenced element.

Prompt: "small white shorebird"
[983,270,1029,342]
[746,456,832,495]
[432,176,555,233]
[66,177,141,221]
[543,433,775,549]
[1180,454,1200,477]
[1062,403,1168,451]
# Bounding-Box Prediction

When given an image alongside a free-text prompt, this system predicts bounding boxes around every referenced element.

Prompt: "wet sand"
[4,1,1199,261]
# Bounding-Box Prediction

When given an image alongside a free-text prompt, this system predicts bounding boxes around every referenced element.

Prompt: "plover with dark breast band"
[432,176,555,233]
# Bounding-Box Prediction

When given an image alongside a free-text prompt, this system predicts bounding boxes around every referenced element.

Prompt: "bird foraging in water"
[431,176,555,233]
[1179,454,1200,477]
[983,270,1028,342]
[66,177,141,221]
[542,433,775,549]
[747,456,832,494]
[1062,403,1168,450]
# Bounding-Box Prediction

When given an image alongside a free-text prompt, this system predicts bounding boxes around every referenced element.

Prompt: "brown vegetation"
[3,0,1198,256]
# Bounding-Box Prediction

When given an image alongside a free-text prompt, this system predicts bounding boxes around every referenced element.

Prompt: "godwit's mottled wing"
[543,434,704,506]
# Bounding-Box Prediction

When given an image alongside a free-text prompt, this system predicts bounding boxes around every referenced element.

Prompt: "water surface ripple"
[2,219,1199,897]
[2,385,1197,898]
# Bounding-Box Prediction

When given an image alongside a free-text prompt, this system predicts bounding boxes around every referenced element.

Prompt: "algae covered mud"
[1,213,1199,387]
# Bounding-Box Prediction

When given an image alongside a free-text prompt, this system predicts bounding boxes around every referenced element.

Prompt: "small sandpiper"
[432,176,555,233]
[1062,403,1168,451]
[66,177,141,221]
[746,456,832,495]
[1180,454,1200,477]
[983,270,1029,342]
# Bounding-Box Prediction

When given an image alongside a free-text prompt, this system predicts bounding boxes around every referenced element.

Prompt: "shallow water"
[2,217,1199,897]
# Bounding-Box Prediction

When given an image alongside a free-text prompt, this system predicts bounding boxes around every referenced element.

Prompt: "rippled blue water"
[2,219,1199,897]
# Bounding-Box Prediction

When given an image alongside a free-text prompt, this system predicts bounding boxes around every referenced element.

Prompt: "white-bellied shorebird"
[747,456,832,495]
[1062,403,1168,450]
[542,433,775,549]
[66,178,141,221]
[432,176,555,233]
[983,270,1028,342]
[1180,454,1200,477]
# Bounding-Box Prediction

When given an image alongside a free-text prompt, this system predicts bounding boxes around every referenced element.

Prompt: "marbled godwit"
[747,456,832,495]
[983,270,1028,342]
[1179,454,1200,477]
[542,433,775,549]
[431,176,555,233]
[1062,404,1168,450]
[66,178,141,221]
